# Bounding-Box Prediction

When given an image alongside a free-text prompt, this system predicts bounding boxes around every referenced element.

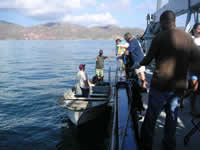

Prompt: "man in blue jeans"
[138,10,200,150]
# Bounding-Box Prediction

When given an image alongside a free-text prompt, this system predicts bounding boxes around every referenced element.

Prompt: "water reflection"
[57,107,112,150]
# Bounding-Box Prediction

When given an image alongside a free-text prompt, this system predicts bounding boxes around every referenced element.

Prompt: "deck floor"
[138,70,200,150]
[115,67,200,149]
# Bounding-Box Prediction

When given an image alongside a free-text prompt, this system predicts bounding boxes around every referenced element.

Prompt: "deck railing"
[110,65,142,150]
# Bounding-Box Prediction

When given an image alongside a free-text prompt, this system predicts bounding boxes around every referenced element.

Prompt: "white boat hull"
[58,83,112,126]
[66,102,108,126]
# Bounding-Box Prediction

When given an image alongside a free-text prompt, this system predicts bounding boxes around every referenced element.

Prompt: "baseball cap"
[99,49,103,54]
[79,64,85,70]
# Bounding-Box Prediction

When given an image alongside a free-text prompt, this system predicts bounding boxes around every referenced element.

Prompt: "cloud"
[0,0,16,8]
[16,0,82,16]
[0,0,82,18]
[62,12,118,26]
[0,0,120,26]
[0,0,91,15]
[162,0,169,6]
[112,0,131,9]
[81,0,96,7]
[118,0,131,7]
[97,0,132,12]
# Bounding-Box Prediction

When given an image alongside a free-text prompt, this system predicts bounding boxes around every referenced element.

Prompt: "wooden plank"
[65,101,88,110]
[75,93,108,97]
[65,97,108,101]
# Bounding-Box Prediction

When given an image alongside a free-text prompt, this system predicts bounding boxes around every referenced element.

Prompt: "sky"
[0,0,184,29]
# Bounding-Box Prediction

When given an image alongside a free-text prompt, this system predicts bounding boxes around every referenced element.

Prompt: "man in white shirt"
[77,64,90,97]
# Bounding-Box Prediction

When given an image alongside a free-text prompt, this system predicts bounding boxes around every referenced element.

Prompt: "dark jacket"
[140,28,200,93]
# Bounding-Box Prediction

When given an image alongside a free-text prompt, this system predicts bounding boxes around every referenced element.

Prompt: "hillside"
[0,21,144,40]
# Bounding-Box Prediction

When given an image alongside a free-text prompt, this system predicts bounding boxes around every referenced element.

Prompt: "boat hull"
[66,103,109,126]
[59,82,112,126]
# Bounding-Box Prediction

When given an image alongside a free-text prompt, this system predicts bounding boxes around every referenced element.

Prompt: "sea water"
[0,40,116,150]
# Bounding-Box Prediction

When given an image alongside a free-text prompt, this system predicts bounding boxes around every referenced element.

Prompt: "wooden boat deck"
[75,93,108,97]
[65,97,108,101]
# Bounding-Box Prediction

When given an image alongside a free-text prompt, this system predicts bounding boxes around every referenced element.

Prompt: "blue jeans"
[140,88,180,150]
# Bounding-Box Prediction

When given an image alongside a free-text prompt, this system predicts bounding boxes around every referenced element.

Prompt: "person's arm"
[105,55,115,59]
[116,46,118,56]
[121,41,129,48]
[120,44,129,49]
[95,56,97,61]
[117,55,123,59]
[86,74,91,89]
[87,80,91,89]
[83,73,91,88]
[140,37,158,66]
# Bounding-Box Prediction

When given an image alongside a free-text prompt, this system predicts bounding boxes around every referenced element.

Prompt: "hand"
[117,56,121,60]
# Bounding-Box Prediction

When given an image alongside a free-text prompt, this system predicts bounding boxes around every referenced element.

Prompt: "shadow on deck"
[138,88,200,150]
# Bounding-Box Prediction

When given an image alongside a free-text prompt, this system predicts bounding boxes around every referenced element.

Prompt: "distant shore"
[0,21,144,40]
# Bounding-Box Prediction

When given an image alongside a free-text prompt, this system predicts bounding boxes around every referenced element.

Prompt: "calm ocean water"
[0,40,116,150]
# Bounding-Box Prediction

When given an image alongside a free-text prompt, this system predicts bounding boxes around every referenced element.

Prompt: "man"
[95,49,113,81]
[77,64,90,97]
[116,38,129,56]
[139,10,200,150]
[116,39,129,77]
[124,32,147,91]
[189,23,200,117]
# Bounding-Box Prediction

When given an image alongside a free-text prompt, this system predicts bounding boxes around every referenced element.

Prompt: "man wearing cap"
[96,49,113,81]
[77,64,90,97]
[124,32,147,91]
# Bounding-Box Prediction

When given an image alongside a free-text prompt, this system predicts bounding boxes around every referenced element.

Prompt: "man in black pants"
[77,64,90,97]
[139,10,200,150]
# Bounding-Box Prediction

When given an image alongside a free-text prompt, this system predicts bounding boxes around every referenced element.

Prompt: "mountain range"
[0,21,144,40]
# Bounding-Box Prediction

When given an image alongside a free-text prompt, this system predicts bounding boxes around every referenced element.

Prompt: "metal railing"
[110,65,142,150]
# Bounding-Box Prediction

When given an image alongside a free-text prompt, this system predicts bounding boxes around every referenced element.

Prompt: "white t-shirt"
[77,71,89,89]
[121,41,129,47]
[194,37,200,46]
[192,36,200,46]
[116,41,129,55]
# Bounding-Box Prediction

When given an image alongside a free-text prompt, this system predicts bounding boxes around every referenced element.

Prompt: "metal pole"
[157,0,162,11]
[194,11,199,23]
[185,11,192,32]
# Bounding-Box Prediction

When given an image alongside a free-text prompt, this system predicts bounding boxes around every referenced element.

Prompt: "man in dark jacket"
[139,10,200,150]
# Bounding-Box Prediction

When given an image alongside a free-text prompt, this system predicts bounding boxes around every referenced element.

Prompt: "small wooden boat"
[58,82,112,126]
